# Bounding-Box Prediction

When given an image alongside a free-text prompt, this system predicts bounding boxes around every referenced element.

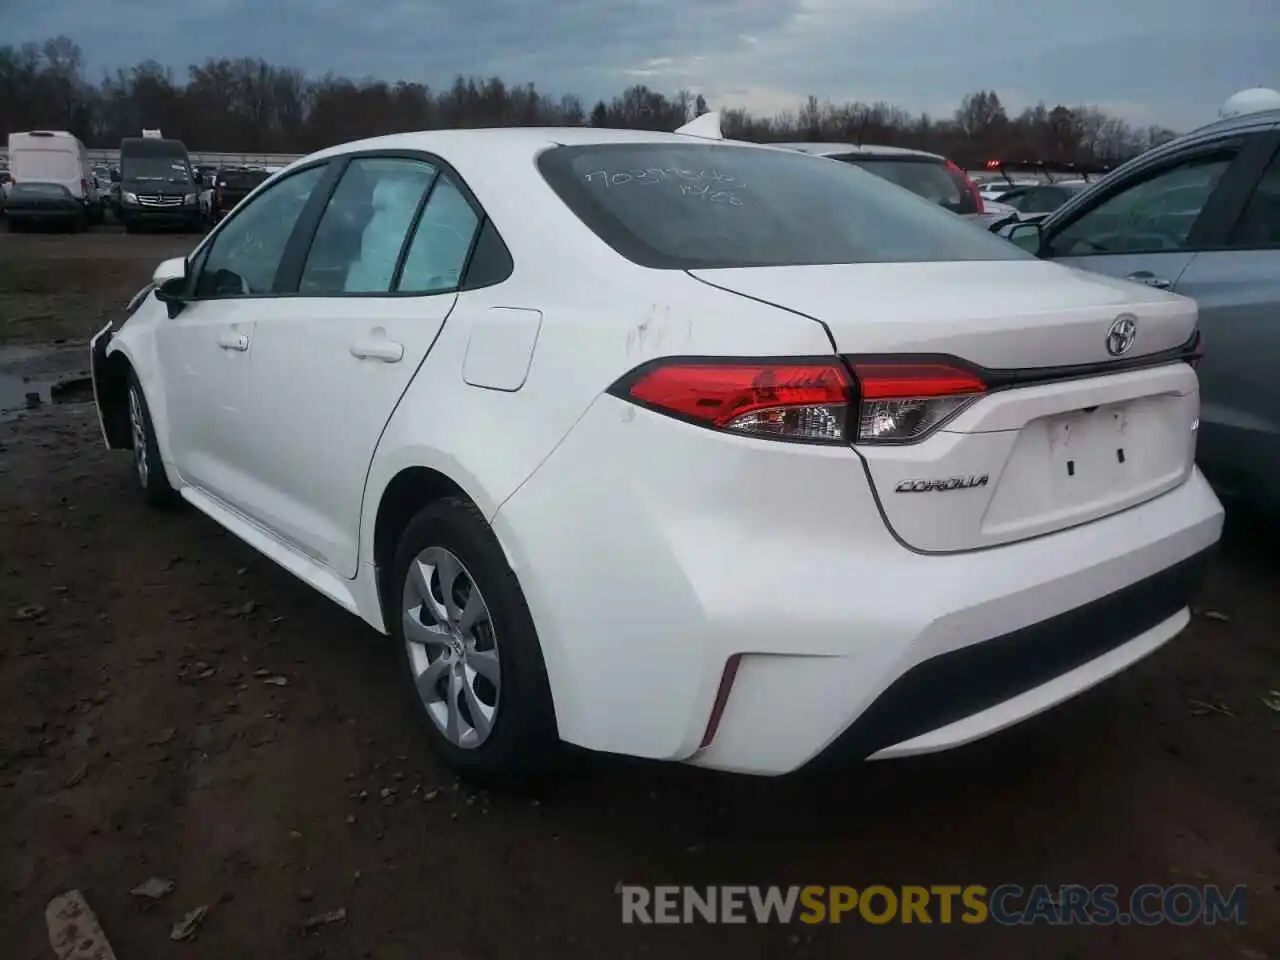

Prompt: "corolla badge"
[894,475,989,493]
[1106,314,1138,356]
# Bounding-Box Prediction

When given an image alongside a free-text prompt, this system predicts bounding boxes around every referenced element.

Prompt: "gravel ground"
[0,228,1277,960]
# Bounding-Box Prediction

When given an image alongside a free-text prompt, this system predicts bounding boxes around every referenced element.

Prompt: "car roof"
[1184,107,1280,140]
[769,142,944,162]
[301,125,773,165]
[273,127,785,282]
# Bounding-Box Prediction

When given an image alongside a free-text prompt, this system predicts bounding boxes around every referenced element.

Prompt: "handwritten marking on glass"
[583,168,746,191]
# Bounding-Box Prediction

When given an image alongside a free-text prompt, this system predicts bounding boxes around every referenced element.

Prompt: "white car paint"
[92,125,1223,778]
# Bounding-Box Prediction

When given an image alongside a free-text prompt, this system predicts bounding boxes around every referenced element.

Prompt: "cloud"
[1,0,1276,130]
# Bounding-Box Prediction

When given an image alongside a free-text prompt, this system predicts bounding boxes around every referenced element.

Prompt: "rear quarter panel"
[357,255,835,573]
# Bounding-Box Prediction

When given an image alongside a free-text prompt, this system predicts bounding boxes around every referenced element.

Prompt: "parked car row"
[2,129,284,233]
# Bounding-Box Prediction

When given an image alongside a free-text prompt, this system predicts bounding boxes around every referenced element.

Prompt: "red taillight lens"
[611,357,987,445]
[946,158,984,214]
[616,360,853,443]
[851,361,986,443]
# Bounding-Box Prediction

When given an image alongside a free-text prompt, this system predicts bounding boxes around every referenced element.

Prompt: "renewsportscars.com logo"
[618,884,1248,926]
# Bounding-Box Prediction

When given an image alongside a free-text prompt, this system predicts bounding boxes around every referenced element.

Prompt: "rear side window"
[299,157,438,294]
[537,143,1027,270]
[843,157,976,214]
[396,177,480,294]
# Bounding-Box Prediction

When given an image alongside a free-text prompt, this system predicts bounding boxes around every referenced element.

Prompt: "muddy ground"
[0,228,1276,960]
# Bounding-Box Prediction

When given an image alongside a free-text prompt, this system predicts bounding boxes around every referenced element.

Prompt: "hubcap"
[128,386,148,486]
[402,546,500,749]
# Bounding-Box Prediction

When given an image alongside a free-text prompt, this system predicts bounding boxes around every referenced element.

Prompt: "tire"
[388,496,559,786]
[126,370,177,507]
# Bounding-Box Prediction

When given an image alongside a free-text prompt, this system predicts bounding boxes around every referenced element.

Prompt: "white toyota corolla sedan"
[89,116,1223,781]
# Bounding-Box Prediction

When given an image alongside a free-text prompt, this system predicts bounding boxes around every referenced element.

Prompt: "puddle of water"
[0,367,94,423]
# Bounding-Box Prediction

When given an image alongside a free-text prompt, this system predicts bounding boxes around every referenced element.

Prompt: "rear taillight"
[81,177,89,195]
[613,360,852,443]
[850,361,986,443]
[609,357,986,445]
[946,159,984,214]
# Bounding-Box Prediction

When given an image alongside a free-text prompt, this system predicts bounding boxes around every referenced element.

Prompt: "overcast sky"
[2,0,1277,131]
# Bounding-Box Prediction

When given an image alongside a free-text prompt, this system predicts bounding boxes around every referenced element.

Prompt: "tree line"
[1,36,1180,166]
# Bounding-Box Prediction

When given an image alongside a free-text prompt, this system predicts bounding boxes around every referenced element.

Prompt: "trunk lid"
[691,260,1201,552]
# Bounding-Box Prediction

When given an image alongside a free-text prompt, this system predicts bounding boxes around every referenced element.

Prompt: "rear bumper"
[494,395,1224,775]
[805,548,1207,767]
[6,204,82,221]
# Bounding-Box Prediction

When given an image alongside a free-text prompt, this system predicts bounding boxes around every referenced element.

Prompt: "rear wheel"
[389,497,559,785]
[126,371,177,507]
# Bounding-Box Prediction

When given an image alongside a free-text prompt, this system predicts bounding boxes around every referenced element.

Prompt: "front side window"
[299,157,438,294]
[1047,153,1234,257]
[194,164,326,298]
[538,143,1028,270]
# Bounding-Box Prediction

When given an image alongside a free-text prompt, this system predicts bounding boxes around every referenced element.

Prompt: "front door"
[1041,148,1244,291]
[158,162,330,504]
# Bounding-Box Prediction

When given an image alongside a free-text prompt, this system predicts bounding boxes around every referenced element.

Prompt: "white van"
[5,130,103,228]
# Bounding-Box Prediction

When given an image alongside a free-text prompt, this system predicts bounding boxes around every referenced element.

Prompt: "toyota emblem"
[1106,314,1138,356]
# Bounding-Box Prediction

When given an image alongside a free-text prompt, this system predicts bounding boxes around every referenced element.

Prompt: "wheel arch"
[96,345,135,449]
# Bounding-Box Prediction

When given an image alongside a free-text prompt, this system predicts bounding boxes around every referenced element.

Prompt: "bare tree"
[0,35,1167,167]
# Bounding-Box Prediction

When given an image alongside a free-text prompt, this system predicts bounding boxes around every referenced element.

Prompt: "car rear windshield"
[840,156,978,214]
[537,143,1027,270]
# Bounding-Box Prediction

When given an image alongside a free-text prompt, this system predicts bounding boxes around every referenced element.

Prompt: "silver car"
[1004,108,1280,512]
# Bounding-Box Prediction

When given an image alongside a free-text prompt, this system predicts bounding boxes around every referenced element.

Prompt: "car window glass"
[396,176,480,294]
[538,143,1029,269]
[1048,154,1233,257]
[299,157,438,294]
[194,165,326,298]
[1228,151,1280,249]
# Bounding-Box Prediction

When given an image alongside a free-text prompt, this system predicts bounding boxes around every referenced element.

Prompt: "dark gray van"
[118,136,206,233]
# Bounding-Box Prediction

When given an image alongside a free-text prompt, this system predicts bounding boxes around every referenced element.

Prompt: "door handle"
[218,333,249,351]
[350,339,404,363]
[1126,271,1172,290]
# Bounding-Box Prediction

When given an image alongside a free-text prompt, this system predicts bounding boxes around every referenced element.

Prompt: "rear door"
[234,153,484,577]
[1167,131,1280,501]
[157,162,331,504]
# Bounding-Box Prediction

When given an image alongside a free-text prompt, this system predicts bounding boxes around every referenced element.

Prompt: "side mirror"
[1004,220,1044,253]
[152,257,190,318]
[152,256,187,286]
